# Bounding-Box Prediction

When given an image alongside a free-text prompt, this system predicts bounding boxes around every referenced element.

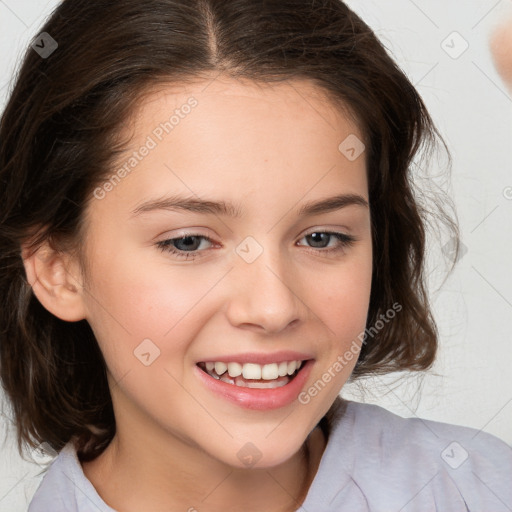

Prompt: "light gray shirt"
[28,398,512,511]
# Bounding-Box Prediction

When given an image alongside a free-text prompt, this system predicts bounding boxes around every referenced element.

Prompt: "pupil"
[308,232,327,248]
[176,236,200,251]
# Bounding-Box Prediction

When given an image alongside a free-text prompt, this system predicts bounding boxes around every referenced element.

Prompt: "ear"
[21,240,87,322]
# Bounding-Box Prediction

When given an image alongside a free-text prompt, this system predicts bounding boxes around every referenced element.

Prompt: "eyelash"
[156,231,357,260]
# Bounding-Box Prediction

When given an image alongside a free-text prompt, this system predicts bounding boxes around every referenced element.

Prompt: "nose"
[225,242,304,334]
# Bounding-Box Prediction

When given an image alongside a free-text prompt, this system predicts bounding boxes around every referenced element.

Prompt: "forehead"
[123,74,361,143]
[88,75,369,228]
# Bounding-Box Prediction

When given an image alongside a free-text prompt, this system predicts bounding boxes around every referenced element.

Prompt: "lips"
[194,355,315,410]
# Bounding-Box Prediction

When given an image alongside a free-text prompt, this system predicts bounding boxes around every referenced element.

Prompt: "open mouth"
[196,360,306,389]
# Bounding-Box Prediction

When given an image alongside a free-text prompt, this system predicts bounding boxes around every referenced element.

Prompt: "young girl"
[0,0,510,511]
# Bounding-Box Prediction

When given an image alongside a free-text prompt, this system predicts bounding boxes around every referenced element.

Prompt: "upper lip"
[196,351,314,365]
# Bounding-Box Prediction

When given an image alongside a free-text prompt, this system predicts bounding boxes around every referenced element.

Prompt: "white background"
[1,0,511,510]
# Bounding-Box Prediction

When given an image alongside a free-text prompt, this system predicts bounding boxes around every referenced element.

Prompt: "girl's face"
[78,76,372,469]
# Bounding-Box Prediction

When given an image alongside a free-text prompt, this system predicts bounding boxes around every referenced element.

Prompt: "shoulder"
[344,399,512,467]
[28,442,116,512]
[320,399,512,511]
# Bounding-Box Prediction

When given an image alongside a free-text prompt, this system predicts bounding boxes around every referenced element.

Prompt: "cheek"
[324,243,373,336]
[81,251,220,374]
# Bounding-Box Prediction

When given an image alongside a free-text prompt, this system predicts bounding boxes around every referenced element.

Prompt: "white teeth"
[278,361,288,377]
[242,363,261,380]
[227,362,243,378]
[239,378,288,389]
[214,362,227,376]
[201,359,306,383]
[287,360,297,375]
[261,363,279,380]
[221,375,290,388]
[219,373,235,385]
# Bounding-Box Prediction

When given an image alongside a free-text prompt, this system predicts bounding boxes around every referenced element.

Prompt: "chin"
[209,433,308,471]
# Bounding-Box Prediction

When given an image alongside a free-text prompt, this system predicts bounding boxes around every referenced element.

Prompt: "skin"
[490,17,512,89]
[23,75,373,512]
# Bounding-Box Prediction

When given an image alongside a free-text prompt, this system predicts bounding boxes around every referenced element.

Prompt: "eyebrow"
[130,193,369,218]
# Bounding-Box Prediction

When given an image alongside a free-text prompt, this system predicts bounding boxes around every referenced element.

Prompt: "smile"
[195,356,314,410]
[197,360,304,389]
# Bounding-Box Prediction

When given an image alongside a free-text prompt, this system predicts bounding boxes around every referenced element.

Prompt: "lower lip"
[194,360,314,410]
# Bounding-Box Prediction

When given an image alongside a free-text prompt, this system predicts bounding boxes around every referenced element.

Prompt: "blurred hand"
[490,19,512,89]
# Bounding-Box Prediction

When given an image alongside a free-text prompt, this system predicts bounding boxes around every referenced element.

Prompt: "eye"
[297,231,357,256]
[156,234,214,260]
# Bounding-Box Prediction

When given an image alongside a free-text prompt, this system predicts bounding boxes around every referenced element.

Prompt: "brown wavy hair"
[0,0,459,462]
